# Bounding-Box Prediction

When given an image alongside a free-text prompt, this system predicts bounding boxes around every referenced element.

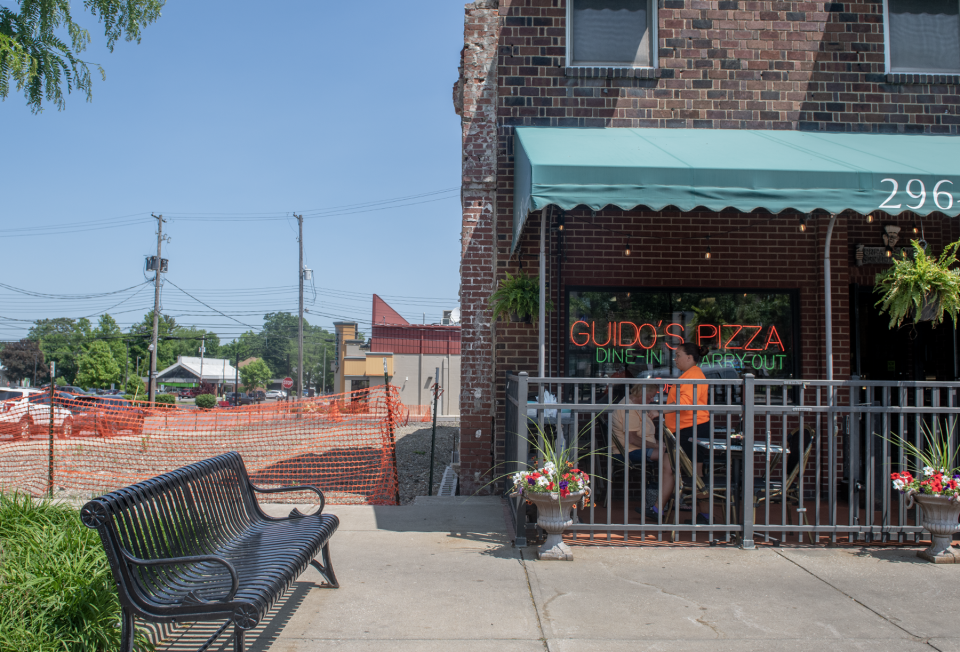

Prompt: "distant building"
[332,295,460,415]
[154,356,242,393]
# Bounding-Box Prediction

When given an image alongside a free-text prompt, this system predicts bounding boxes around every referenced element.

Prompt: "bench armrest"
[249,482,326,517]
[117,547,239,603]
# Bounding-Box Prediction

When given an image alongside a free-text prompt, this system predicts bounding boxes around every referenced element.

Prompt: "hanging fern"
[489,271,554,323]
[874,240,960,329]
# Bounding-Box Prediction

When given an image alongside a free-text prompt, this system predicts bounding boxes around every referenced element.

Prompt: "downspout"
[539,207,547,379]
[824,213,838,381]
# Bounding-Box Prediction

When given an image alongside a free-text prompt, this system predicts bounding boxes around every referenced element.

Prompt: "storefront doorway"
[851,283,959,382]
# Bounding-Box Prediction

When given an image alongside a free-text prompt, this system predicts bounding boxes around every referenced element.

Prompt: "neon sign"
[570,321,784,352]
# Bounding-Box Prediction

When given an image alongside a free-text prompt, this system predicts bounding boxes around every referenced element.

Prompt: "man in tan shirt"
[610,383,674,519]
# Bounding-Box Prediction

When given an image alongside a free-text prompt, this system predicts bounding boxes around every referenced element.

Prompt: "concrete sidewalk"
[160,497,960,652]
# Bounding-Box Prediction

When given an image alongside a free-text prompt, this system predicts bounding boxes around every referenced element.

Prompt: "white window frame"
[883,0,960,74]
[565,0,659,69]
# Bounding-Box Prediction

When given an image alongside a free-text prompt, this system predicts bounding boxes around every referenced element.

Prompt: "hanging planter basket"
[489,270,553,325]
[875,240,960,330]
[917,293,941,323]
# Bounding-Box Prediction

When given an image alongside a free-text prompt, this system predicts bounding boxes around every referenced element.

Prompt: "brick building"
[455,0,960,496]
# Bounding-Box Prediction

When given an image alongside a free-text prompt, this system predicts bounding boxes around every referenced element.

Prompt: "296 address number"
[879,178,954,211]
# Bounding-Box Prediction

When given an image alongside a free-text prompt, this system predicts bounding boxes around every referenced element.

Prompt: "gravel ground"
[394,422,458,504]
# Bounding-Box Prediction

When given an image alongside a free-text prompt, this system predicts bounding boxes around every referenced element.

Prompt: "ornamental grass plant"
[886,420,960,499]
[874,240,960,329]
[0,492,153,651]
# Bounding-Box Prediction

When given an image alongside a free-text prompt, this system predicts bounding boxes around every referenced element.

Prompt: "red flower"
[949,480,958,490]
[903,472,914,483]
[891,472,902,481]
[560,488,570,498]
[546,482,555,491]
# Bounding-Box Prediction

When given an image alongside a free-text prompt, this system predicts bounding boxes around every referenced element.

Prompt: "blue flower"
[527,477,536,485]
[559,480,569,490]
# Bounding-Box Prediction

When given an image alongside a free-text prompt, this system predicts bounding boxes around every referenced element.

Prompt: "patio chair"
[662,427,728,528]
[752,426,816,543]
[603,430,662,509]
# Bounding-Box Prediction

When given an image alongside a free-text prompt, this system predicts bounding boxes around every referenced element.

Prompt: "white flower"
[923,466,935,477]
[893,479,905,491]
[512,473,524,486]
[536,476,550,487]
[543,462,556,475]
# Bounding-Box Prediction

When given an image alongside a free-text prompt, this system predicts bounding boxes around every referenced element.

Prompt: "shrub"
[0,492,152,651]
[154,394,176,405]
[195,393,216,409]
[197,382,216,396]
[124,376,146,398]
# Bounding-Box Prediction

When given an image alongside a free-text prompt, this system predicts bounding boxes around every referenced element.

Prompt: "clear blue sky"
[0,1,465,343]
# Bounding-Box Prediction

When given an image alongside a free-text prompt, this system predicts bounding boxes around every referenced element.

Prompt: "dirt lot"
[393,422,458,504]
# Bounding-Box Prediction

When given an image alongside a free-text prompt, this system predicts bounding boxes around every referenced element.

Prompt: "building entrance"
[851,283,958,382]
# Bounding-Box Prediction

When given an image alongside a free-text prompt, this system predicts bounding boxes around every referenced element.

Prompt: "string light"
[885,247,893,258]
[913,223,919,234]
[799,215,807,232]
[704,235,712,259]
[866,213,874,223]
[623,241,632,257]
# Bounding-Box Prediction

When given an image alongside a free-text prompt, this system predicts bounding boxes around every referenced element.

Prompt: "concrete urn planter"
[907,491,960,563]
[525,491,584,561]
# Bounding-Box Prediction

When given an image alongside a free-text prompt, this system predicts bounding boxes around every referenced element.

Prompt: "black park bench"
[80,451,340,652]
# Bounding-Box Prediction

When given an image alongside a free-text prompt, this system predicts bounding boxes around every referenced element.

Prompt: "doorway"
[851,283,958,382]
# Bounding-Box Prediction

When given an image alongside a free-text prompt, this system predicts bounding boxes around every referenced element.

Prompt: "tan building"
[332,296,460,415]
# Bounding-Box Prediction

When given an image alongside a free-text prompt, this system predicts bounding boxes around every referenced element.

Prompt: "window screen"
[571,0,653,67]
[888,0,960,73]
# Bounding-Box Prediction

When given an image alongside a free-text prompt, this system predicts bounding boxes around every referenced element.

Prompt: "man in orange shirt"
[663,342,712,524]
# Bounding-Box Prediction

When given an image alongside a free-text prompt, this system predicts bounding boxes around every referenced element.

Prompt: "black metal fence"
[505,371,960,548]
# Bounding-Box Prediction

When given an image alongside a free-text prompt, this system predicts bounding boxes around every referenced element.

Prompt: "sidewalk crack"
[518,549,550,651]
[772,549,938,649]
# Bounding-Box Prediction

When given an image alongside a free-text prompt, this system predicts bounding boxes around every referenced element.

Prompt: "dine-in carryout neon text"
[570,321,788,371]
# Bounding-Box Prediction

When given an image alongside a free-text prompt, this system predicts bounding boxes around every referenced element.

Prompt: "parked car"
[224,392,255,407]
[0,388,74,439]
[177,388,199,399]
[265,389,283,400]
[67,395,145,437]
[248,390,266,402]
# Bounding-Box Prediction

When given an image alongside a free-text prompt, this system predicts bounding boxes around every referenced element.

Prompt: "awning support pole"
[539,208,547,379]
[824,213,837,381]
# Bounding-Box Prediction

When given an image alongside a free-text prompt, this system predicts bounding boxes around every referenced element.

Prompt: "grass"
[0,492,153,651]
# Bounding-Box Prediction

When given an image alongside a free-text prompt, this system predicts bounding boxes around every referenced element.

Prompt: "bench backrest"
[81,452,262,607]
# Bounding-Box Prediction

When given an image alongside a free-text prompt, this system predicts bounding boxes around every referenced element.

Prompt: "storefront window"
[566,288,800,382]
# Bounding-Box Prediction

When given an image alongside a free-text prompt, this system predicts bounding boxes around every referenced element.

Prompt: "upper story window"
[886,0,960,74]
[568,0,656,68]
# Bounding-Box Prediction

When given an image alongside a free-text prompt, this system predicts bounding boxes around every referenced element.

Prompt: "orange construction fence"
[402,404,433,424]
[0,385,402,505]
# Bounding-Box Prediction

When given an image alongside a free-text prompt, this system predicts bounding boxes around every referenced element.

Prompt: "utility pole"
[321,345,327,395]
[296,213,304,401]
[123,340,130,387]
[148,213,165,404]
[199,335,205,389]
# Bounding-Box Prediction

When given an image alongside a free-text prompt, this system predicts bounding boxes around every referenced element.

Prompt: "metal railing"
[505,372,960,549]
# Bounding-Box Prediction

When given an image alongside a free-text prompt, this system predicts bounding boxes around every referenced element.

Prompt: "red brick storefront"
[454,0,960,494]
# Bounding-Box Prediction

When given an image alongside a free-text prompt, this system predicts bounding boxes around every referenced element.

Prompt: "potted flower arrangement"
[489,270,553,324]
[888,424,960,563]
[874,240,960,329]
[510,436,590,561]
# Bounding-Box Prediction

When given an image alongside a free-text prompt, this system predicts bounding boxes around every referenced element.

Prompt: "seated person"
[611,383,674,520]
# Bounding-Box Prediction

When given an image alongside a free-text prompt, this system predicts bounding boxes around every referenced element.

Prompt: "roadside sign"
[282,377,294,389]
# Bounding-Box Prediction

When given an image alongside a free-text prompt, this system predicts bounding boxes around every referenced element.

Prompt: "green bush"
[154,394,176,405]
[124,376,146,398]
[0,492,153,651]
[195,393,216,409]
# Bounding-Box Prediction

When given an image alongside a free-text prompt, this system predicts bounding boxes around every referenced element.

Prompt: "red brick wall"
[498,0,960,132]
[457,0,960,489]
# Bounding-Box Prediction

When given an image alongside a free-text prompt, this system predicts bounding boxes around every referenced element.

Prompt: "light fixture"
[624,241,632,256]
[799,215,807,232]
[913,223,919,234]
[866,213,874,223]
[557,211,565,232]
[704,235,711,259]
[885,247,893,258]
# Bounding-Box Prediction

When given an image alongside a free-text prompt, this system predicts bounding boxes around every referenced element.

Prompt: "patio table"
[696,437,788,531]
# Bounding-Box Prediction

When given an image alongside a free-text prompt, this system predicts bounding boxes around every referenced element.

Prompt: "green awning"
[512,127,960,252]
